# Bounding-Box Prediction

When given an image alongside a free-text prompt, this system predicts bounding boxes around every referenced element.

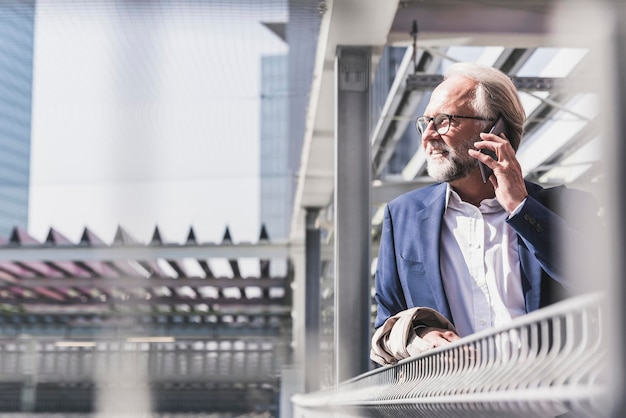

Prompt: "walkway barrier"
[0,337,282,412]
[292,293,610,418]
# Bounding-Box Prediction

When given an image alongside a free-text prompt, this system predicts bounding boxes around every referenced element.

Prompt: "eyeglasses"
[415,113,494,136]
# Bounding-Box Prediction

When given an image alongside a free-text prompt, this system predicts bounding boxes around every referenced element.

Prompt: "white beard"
[425,137,478,182]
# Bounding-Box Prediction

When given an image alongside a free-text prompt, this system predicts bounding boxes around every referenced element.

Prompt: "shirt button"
[480,319,487,325]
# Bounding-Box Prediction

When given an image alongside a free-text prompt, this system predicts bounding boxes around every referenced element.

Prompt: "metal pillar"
[334,46,372,382]
[20,337,36,412]
[304,207,321,392]
[610,2,626,416]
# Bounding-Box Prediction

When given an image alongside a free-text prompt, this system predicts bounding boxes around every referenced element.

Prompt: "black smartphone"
[479,115,506,183]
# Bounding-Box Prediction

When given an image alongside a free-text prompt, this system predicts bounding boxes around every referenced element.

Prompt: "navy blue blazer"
[373,180,596,329]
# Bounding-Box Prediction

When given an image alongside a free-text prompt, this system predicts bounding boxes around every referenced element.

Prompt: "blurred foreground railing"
[292,293,610,418]
[0,337,283,413]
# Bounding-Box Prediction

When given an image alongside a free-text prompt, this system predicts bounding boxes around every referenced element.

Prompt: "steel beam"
[406,74,581,92]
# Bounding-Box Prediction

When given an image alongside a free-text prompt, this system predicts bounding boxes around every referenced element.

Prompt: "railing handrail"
[292,292,610,417]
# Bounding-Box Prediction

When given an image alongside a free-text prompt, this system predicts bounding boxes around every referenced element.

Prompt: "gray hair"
[443,62,526,151]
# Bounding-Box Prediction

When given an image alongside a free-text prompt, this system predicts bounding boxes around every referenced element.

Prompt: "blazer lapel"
[414,183,451,319]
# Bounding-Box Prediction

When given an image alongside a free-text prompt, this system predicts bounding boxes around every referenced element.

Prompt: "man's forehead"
[434,76,476,100]
[426,76,476,112]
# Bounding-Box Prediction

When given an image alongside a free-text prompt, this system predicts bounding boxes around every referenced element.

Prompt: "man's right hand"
[416,326,461,348]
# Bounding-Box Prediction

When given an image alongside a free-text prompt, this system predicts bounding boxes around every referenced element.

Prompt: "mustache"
[427,140,450,153]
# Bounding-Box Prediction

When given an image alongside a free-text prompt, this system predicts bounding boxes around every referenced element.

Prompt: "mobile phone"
[479,115,506,183]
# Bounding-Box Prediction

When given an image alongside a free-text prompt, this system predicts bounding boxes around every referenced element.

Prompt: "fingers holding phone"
[478,115,506,183]
[470,118,528,213]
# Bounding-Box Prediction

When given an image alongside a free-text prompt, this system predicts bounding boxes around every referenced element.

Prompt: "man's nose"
[421,121,438,144]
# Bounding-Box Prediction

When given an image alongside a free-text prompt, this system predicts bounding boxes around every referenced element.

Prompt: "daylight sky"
[28,1,288,244]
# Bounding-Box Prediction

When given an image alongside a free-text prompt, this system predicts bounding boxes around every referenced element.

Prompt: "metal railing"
[0,337,284,413]
[292,293,611,418]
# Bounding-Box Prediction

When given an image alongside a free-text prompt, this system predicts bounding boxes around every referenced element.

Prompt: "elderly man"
[370,62,597,365]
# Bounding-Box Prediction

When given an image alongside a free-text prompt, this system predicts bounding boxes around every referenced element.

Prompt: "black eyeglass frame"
[415,113,495,135]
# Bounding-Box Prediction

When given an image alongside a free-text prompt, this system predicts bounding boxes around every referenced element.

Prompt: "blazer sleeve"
[506,185,600,288]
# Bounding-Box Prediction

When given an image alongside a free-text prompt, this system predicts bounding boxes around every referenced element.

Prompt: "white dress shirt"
[439,185,526,337]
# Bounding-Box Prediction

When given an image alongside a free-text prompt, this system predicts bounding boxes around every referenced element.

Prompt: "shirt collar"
[444,183,504,214]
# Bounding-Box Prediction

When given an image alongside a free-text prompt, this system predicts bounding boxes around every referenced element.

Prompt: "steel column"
[304,208,321,392]
[334,46,372,382]
[609,2,626,415]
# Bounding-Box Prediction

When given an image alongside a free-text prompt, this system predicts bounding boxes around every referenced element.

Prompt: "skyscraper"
[260,0,321,240]
[0,1,35,237]
[260,54,290,240]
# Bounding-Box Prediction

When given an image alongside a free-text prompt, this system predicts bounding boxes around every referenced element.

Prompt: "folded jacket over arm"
[370,306,457,366]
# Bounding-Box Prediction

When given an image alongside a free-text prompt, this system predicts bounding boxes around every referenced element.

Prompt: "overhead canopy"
[0,225,292,337]
[291,0,603,241]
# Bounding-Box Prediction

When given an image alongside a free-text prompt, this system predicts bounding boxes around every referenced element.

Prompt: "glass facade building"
[260,0,321,241]
[0,2,35,237]
[260,55,290,240]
